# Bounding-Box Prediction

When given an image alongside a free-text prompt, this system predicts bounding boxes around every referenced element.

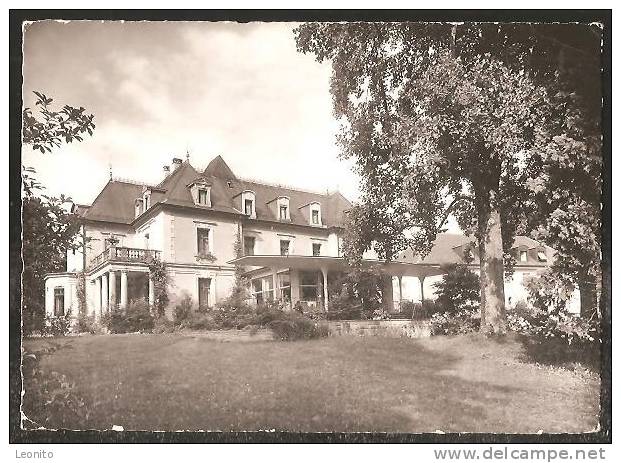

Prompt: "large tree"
[295,23,602,333]
[21,92,95,332]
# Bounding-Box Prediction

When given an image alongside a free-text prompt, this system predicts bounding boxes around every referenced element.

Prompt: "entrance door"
[198,278,211,310]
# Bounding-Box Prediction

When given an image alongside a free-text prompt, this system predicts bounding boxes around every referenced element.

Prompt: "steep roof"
[82,155,352,228]
[204,155,237,180]
[82,180,143,224]
[395,233,553,267]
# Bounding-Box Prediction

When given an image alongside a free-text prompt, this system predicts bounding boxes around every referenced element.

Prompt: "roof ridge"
[111,176,160,188]
[238,176,330,196]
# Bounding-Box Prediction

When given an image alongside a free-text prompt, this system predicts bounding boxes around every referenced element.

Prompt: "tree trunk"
[480,206,507,334]
[578,278,598,319]
[477,236,487,328]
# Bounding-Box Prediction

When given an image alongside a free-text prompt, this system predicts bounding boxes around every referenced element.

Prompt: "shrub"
[524,270,577,313]
[268,312,329,341]
[395,300,442,320]
[41,313,72,337]
[22,345,90,429]
[105,300,154,334]
[173,294,194,325]
[153,316,176,334]
[433,264,480,314]
[430,309,480,335]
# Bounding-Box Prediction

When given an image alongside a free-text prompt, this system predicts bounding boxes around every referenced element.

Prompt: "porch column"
[321,267,329,312]
[109,270,117,309]
[101,273,109,313]
[148,275,155,307]
[271,268,278,301]
[419,276,426,303]
[96,277,102,317]
[398,275,403,308]
[120,271,128,309]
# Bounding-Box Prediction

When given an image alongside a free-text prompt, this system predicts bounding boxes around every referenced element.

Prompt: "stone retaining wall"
[327,319,431,338]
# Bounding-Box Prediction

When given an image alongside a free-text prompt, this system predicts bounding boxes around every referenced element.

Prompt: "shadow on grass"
[21,334,599,433]
[515,334,601,373]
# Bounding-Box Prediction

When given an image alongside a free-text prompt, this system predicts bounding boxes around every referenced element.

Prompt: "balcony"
[88,246,162,271]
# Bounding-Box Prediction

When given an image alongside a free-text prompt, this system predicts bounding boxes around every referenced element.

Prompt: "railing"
[88,246,161,270]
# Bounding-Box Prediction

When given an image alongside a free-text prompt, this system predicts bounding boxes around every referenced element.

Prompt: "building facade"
[44,155,573,319]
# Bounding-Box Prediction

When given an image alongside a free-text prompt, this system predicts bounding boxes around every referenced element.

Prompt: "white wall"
[45,275,79,317]
[243,223,333,257]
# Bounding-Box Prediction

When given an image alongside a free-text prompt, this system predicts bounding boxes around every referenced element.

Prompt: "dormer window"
[135,198,143,218]
[310,203,322,226]
[520,250,528,262]
[241,191,256,218]
[198,188,210,206]
[188,177,212,207]
[277,196,290,220]
[143,192,151,211]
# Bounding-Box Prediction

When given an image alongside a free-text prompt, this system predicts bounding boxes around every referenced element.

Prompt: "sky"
[22,21,360,205]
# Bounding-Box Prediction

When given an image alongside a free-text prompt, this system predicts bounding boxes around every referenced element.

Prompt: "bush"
[105,300,154,334]
[173,294,194,325]
[430,309,480,335]
[22,344,90,429]
[268,312,329,341]
[506,301,600,369]
[41,314,72,337]
[394,300,442,320]
[153,316,176,334]
[433,264,480,314]
[524,270,577,313]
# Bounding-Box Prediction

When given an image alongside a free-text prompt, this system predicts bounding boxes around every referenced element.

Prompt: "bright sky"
[22,21,360,205]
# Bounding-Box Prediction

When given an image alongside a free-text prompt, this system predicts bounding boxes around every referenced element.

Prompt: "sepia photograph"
[9,9,611,446]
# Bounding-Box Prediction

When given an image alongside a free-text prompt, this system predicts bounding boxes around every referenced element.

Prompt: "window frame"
[53,286,65,317]
[198,188,210,206]
[312,242,321,257]
[280,239,290,256]
[196,227,212,257]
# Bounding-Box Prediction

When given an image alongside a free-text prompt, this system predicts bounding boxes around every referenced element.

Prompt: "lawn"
[22,333,600,433]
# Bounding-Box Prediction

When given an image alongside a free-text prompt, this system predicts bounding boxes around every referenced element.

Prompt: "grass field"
[22,333,600,433]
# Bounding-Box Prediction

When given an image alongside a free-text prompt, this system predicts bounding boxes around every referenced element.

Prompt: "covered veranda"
[228,255,447,311]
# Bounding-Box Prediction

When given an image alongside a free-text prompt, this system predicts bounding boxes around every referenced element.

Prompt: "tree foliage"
[295,22,602,332]
[21,92,97,332]
[22,91,95,153]
[21,175,80,334]
[433,264,481,314]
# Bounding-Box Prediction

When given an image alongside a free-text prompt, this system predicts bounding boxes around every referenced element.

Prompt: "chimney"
[163,165,170,178]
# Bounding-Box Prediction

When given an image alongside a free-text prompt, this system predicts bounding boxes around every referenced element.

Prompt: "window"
[279,205,288,220]
[280,240,290,256]
[198,278,211,310]
[300,271,319,301]
[198,188,210,205]
[278,272,291,302]
[520,250,528,262]
[252,279,263,304]
[143,194,150,211]
[244,199,254,216]
[244,236,255,256]
[311,209,319,225]
[197,228,211,256]
[537,251,547,262]
[135,199,143,218]
[312,243,321,256]
[54,287,64,316]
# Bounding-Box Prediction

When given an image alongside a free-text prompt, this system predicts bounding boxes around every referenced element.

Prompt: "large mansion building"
[44,155,575,319]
